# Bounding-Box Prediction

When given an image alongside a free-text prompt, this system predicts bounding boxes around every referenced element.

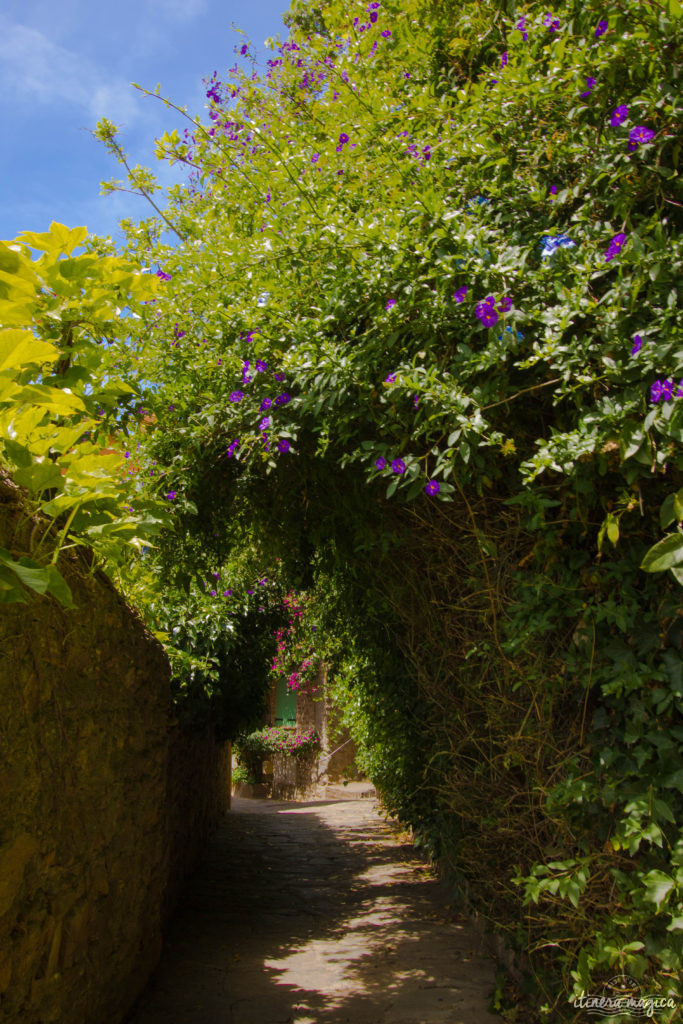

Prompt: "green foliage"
[0,223,171,604]
[93,0,683,1017]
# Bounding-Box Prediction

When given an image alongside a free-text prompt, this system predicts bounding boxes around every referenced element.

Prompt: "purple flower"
[255,359,268,372]
[604,232,627,262]
[223,591,231,597]
[478,307,499,327]
[226,439,240,458]
[516,16,528,39]
[385,298,396,311]
[628,126,655,149]
[499,296,513,313]
[277,439,290,453]
[166,491,177,500]
[501,51,508,68]
[339,132,349,145]
[375,456,386,470]
[381,29,391,38]
[579,76,596,99]
[156,269,171,281]
[384,373,397,384]
[413,394,419,409]
[595,19,608,38]
[610,104,629,127]
[650,380,662,403]
[391,458,405,474]
[425,480,440,496]
[210,590,216,597]
[229,390,244,403]
[544,12,560,30]
[661,379,674,402]
[273,372,286,381]
[631,334,642,355]
[260,398,272,411]
[550,185,558,196]
[453,286,468,303]
[240,44,248,55]
[259,416,271,430]
[311,153,320,163]
[274,393,291,405]
[476,296,498,326]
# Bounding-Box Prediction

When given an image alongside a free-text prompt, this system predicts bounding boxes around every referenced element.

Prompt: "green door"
[275,677,297,725]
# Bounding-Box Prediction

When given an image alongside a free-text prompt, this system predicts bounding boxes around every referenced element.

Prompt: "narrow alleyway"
[126,796,501,1024]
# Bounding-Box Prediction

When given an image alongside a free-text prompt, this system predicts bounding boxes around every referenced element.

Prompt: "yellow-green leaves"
[16,222,88,257]
[0,224,171,608]
[0,329,59,372]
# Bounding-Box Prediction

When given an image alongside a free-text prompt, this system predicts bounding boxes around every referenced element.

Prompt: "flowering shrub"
[94,0,683,1018]
[270,591,322,696]
[237,726,320,776]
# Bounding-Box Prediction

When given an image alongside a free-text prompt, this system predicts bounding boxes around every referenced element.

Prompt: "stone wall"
[0,472,230,1023]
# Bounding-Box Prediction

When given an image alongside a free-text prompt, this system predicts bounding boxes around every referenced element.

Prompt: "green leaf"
[0,329,59,372]
[642,869,674,908]
[0,548,50,594]
[675,488,683,522]
[2,438,33,468]
[640,533,683,573]
[660,492,677,529]
[662,768,683,792]
[17,222,87,256]
[45,565,76,609]
[13,461,64,493]
[11,384,86,413]
[0,565,28,602]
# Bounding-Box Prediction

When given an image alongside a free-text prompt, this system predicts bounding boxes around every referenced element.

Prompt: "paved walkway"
[127,797,500,1024]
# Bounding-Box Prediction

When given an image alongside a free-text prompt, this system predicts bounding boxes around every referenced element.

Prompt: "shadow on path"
[125,797,500,1024]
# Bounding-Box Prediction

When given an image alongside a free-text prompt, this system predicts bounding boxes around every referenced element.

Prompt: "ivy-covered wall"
[0,472,229,1024]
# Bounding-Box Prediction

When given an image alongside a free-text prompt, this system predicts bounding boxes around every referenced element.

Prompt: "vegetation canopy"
[1,0,681,1019]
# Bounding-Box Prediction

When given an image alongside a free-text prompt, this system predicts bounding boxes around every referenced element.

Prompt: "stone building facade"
[264,668,358,800]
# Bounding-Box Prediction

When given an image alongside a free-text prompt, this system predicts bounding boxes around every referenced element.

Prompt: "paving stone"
[126,797,500,1024]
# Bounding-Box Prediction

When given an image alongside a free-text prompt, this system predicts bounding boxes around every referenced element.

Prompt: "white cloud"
[0,16,140,125]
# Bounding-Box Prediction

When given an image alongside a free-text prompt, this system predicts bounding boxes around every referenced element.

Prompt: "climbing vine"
[2,0,677,1018]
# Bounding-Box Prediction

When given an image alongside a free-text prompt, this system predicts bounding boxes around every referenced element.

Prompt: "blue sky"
[0,0,289,245]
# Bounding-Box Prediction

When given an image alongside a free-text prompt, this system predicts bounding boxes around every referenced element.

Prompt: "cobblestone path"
[126,797,500,1024]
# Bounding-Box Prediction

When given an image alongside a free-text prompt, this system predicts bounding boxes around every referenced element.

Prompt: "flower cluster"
[628,126,655,150]
[271,592,321,695]
[238,726,320,761]
[475,294,512,326]
[651,379,683,403]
